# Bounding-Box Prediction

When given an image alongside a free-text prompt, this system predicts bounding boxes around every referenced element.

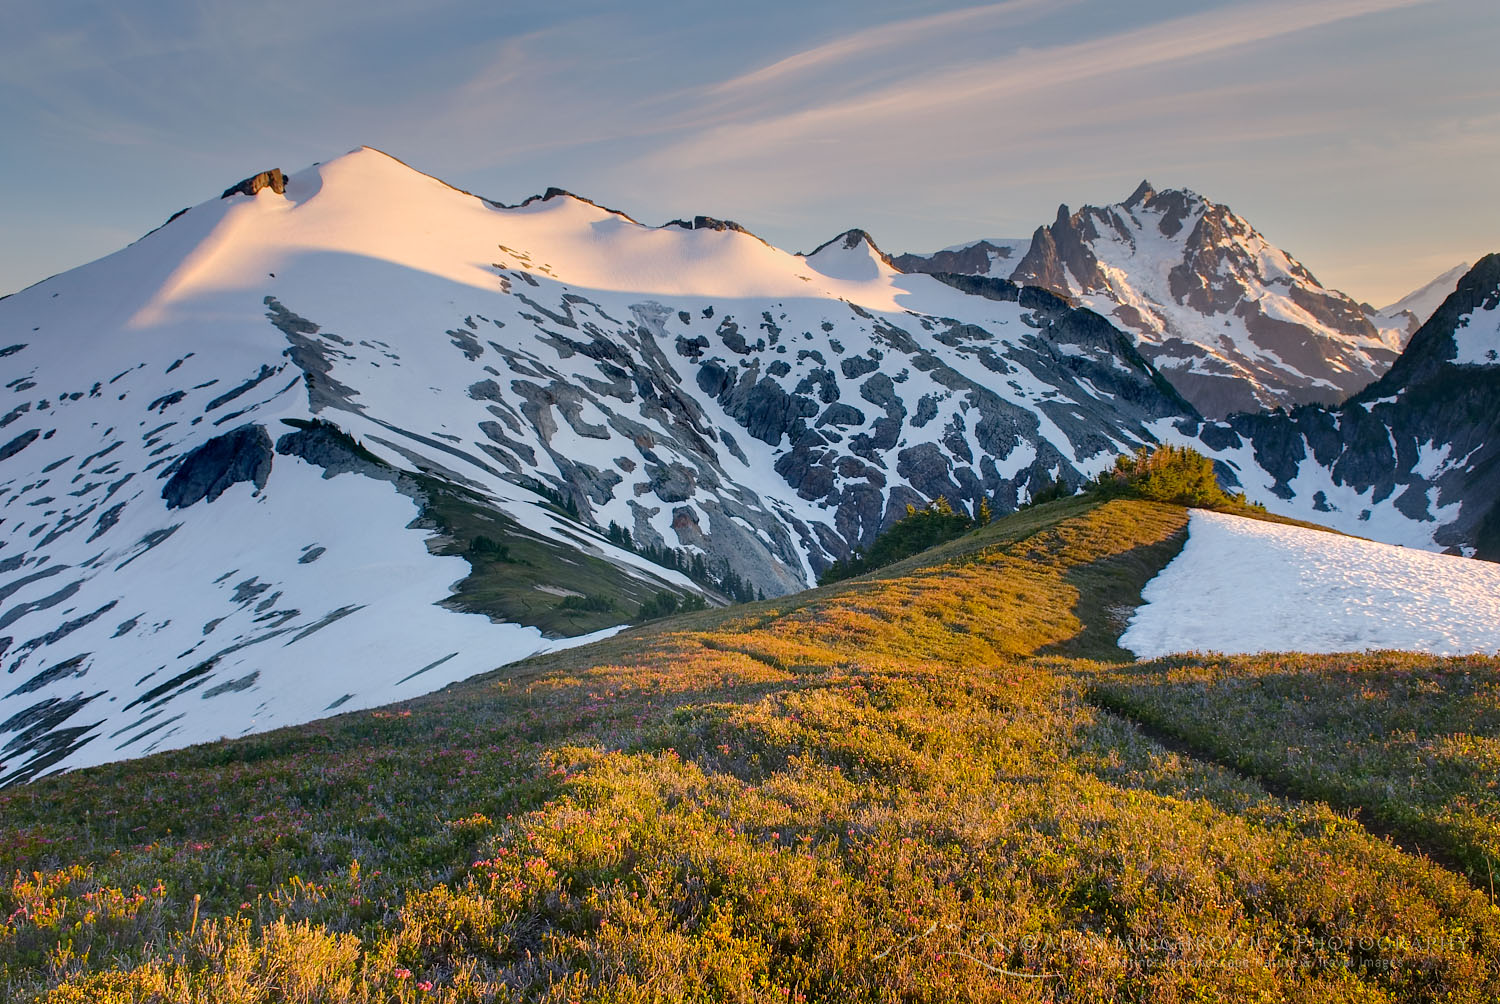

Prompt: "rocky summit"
[897,180,1412,419]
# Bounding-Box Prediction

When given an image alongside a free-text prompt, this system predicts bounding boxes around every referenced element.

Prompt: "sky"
[1,0,1496,305]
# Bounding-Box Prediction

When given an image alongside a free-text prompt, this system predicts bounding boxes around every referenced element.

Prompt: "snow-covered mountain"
[1367,262,1470,337]
[0,149,1194,782]
[897,181,1410,419]
[1190,255,1500,558]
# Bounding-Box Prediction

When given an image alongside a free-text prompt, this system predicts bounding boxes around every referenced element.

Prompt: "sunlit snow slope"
[1122,510,1500,658]
[1372,262,1470,338]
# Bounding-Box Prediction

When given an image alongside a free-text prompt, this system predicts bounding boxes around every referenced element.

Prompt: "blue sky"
[2,0,1496,304]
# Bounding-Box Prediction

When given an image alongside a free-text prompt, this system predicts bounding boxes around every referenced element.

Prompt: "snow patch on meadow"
[1122,510,1500,659]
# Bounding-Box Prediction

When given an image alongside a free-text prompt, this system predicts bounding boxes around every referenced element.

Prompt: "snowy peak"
[888,238,1031,278]
[921,180,1406,418]
[1371,262,1471,336]
[1122,179,1155,209]
[801,228,898,282]
[0,149,1221,783]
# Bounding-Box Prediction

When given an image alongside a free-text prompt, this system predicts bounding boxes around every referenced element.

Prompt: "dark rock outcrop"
[890,240,1024,277]
[221,169,286,200]
[161,424,273,509]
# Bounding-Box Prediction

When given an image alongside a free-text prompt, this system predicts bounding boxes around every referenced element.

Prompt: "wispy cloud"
[642,0,1438,174]
[704,0,1066,99]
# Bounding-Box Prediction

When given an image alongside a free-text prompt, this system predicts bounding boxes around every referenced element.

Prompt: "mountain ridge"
[0,149,1192,779]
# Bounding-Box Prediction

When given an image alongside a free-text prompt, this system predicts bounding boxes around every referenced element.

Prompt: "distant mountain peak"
[805,228,885,256]
[909,180,1402,418]
[802,229,900,281]
[889,236,1033,278]
[1370,262,1473,337]
[1123,179,1155,208]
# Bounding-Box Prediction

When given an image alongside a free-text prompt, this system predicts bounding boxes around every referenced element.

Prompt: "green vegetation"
[819,496,987,584]
[416,476,699,636]
[820,444,1248,588]
[3,498,1499,1000]
[1085,651,1500,881]
[556,594,615,613]
[1091,444,1262,512]
[277,419,701,635]
[466,535,511,562]
[634,589,708,622]
[1021,473,1072,508]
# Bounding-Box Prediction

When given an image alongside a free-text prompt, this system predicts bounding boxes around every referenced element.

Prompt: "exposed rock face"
[161,424,273,508]
[890,239,1029,277]
[1199,255,1500,558]
[220,169,286,200]
[274,420,392,481]
[905,181,1409,419]
[664,217,767,244]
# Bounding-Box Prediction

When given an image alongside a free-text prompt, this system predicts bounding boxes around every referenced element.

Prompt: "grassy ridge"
[1086,652,1500,882]
[3,499,1499,1000]
[417,476,696,636]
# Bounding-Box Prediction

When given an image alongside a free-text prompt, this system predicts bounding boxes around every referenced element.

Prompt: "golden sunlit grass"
[3,498,1498,1001]
[1085,651,1500,884]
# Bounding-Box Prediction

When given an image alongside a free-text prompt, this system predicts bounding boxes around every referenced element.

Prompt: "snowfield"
[1453,297,1500,366]
[1121,510,1500,659]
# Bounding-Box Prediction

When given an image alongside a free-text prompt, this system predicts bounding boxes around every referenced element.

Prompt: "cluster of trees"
[467,535,512,562]
[1022,474,1073,508]
[1091,445,1250,509]
[531,481,582,520]
[606,521,763,604]
[634,590,708,622]
[817,445,1247,586]
[819,496,991,585]
[558,593,616,613]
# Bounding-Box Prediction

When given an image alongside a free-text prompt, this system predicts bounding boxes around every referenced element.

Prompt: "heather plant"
[1086,650,1500,882]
